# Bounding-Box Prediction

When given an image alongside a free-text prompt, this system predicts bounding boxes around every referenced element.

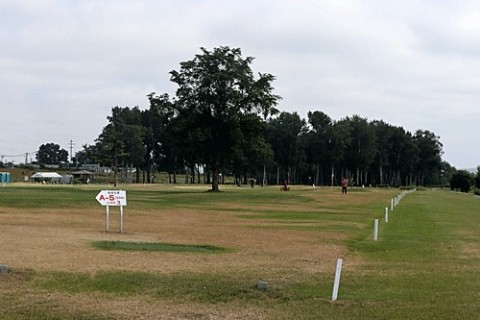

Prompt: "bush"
[450,170,474,193]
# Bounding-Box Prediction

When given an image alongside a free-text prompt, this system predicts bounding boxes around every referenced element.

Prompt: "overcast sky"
[1,0,479,169]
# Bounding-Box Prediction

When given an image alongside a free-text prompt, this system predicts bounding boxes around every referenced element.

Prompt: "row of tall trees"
[83,47,446,190]
[268,111,446,188]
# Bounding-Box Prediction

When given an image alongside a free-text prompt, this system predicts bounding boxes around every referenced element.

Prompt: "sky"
[1,0,479,169]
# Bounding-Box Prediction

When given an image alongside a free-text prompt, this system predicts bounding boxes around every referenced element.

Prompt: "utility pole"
[68,139,75,165]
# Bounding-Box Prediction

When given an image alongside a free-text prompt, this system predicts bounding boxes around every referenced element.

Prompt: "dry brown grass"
[0,207,346,275]
[0,185,386,319]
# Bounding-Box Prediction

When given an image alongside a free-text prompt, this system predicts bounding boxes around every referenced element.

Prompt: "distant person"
[341,177,349,194]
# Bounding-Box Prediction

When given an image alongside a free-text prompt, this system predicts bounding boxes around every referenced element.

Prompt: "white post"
[373,218,379,241]
[385,207,389,223]
[105,205,110,232]
[391,198,394,211]
[120,205,124,233]
[332,258,343,301]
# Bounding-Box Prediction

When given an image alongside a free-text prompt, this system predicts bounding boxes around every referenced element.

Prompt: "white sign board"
[95,190,127,233]
[95,190,127,206]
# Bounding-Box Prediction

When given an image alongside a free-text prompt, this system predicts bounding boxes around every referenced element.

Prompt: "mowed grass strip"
[91,240,231,253]
[341,190,480,319]
[0,185,97,208]
[0,184,321,210]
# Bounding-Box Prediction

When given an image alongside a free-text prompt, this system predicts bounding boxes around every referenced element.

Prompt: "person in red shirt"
[341,177,348,194]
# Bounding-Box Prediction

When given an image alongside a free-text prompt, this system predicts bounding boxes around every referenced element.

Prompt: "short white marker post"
[373,218,379,241]
[332,258,343,301]
[385,207,389,223]
[391,198,394,211]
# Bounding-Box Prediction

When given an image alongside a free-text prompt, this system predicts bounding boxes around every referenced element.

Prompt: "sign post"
[106,205,110,232]
[120,205,124,233]
[95,190,127,233]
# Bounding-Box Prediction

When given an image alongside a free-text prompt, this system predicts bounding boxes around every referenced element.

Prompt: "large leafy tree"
[371,120,393,185]
[392,128,419,186]
[144,93,174,183]
[414,130,443,185]
[36,143,68,165]
[111,106,146,183]
[342,115,377,185]
[325,119,351,186]
[87,106,145,186]
[89,120,124,186]
[169,46,280,191]
[231,113,274,185]
[450,170,474,193]
[267,112,306,184]
[72,150,91,167]
[305,111,332,185]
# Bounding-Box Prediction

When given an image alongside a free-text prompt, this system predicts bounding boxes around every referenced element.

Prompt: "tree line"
[70,46,449,191]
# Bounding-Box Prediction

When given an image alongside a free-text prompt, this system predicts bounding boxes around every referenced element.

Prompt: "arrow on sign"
[95,190,127,206]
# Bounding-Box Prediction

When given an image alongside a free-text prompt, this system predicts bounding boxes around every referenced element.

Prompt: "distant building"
[0,172,11,184]
[72,170,94,183]
[80,164,111,173]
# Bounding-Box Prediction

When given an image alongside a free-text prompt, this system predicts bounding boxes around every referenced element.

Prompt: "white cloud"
[0,0,479,168]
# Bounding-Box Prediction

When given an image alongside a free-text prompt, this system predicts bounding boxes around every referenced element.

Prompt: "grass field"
[0,183,479,319]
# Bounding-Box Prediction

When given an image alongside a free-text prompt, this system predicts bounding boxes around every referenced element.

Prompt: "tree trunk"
[276,166,280,185]
[331,163,334,187]
[197,164,201,184]
[206,168,211,184]
[211,160,220,192]
[114,147,118,187]
[190,163,195,183]
[379,160,383,185]
[262,165,266,186]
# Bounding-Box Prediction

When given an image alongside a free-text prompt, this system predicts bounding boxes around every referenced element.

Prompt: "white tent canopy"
[30,172,72,184]
[31,172,63,179]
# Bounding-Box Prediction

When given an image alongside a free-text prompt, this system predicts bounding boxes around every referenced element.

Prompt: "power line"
[1,151,37,164]
[0,151,37,158]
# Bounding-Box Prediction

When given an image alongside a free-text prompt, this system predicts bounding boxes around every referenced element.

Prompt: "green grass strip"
[91,240,231,253]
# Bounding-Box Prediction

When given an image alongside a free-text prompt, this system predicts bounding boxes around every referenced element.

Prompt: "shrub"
[450,170,474,193]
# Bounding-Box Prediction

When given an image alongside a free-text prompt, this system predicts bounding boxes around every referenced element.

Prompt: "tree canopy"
[36,143,68,166]
[169,47,280,191]
[85,46,451,189]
